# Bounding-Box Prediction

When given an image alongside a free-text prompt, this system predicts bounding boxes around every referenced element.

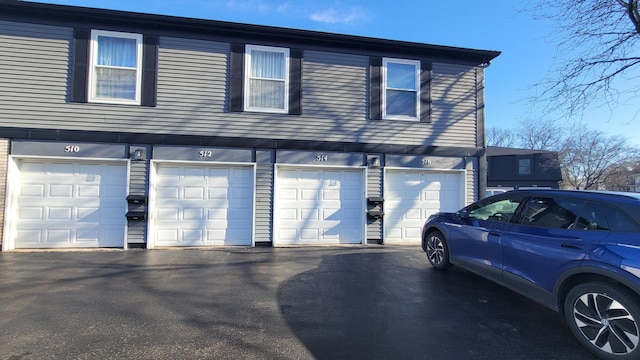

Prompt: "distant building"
[630,174,640,192]
[486,147,562,196]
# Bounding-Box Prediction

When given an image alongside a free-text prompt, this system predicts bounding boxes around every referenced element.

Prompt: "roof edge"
[1,0,501,64]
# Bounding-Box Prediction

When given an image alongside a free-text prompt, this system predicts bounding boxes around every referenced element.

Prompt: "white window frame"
[88,30,143,105]
[382,58,420,121]
[244,45,289,114]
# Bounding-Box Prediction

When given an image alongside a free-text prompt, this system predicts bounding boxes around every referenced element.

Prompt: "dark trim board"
[0,127,483,157]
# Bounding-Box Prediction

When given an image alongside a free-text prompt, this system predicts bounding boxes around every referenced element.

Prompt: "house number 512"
[199,150,213,158]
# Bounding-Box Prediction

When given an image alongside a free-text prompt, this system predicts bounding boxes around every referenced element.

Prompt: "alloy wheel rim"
[426,235,444,265]
[572,292,640,355]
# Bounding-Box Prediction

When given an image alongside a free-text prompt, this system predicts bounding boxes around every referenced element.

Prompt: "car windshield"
[466,197,522,223]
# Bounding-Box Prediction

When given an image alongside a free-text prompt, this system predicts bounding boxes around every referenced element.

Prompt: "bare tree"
[558,123,636,189]
[602,159,640,190]
[517,118,564,150]
[486,127,518,147]
[488,119,639,190]
[529,0,640,116]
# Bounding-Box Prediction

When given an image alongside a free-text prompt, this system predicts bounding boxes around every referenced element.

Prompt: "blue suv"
[422,189,640,360]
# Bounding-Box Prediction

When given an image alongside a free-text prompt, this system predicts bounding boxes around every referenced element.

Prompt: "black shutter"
[71,28,89,103]
[288,49,303,115]
[420,61,432,123]
[369,57,382,120]
[141,35,158,107]
[229,43,245,112]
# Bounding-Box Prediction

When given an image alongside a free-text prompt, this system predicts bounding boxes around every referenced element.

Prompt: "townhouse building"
[0,0,500,250]
[486,147,563,195]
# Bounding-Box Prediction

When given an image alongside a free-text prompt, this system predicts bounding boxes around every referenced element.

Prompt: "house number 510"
[64,145,80,153]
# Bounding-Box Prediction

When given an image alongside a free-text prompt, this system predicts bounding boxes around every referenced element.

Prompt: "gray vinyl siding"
[126,147,151,244]
[302,51,367,121]
[431,63,479,147]
[0,138,8,247]
[0,21,71,112]
[366,167,383,241]
[255,164,273,243]
[0,20,482,150]
[466,157,479,205]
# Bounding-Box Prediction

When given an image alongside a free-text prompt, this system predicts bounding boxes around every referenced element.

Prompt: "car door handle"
[489,231,502,236]
[560,243,584,251]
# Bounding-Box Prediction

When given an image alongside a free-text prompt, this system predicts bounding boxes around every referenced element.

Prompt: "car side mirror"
[457,209,471,219]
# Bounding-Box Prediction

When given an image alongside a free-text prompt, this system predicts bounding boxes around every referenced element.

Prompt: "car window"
[617,203,640,232]
[520,197,583,229]
[467,197,522,223]
[575,202,610,231]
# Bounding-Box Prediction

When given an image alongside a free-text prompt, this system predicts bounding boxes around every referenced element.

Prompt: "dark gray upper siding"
[0,19,485,150]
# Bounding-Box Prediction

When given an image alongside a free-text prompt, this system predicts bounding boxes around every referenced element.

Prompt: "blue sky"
[27,0,640,146]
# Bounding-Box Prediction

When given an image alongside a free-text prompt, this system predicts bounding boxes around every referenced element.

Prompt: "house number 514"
[316,155,328,162]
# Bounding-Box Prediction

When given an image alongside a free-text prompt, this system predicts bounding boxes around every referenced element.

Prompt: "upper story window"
[88,30,143,105]
[518,158,532,175]
[244,45,290,113]
[382,58,420,121]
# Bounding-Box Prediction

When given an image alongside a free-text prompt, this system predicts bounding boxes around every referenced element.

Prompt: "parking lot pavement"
[0,246,598,360]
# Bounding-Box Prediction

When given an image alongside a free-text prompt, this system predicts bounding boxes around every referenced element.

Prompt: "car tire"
[564,282,640,360]
[425,230,452,270]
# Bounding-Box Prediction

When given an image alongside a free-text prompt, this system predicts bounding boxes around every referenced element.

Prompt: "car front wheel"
[425,230,451,270]
[564,282,640,360]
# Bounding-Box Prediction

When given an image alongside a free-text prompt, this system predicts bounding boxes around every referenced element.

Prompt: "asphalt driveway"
[0,246,597,360]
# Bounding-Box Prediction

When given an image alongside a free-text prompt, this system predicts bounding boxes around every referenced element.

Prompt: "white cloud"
[309,6,368,25]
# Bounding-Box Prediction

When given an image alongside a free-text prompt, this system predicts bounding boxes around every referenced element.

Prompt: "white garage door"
[13,160,127,249]
[152,164,253,247]
[276,167,364,245]
[384,170,464,244]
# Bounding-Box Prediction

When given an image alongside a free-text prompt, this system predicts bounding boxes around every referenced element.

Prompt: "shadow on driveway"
[0,247,597,359]
[277,249,598,360]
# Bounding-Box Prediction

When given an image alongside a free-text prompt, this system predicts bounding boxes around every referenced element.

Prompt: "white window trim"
[382,57,420,121]
[88,30,143,105]
[244,44,289,114]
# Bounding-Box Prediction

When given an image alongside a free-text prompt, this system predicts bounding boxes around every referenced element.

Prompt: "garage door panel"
[13,160,127,249]
[276,167,364,245]
[301,189,318,200]
[157,187,179,199]
[323,189,340,200]
[153,164,253,247]
[47,229,72,243]
[49,207,72,220]
[301,229,319,240]
[183,187,204,199]
[77,229,100,242]
[385,170,463,244]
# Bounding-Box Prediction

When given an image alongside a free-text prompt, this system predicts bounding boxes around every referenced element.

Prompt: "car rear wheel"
[564,282,640,360]
[425,230,451,270]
